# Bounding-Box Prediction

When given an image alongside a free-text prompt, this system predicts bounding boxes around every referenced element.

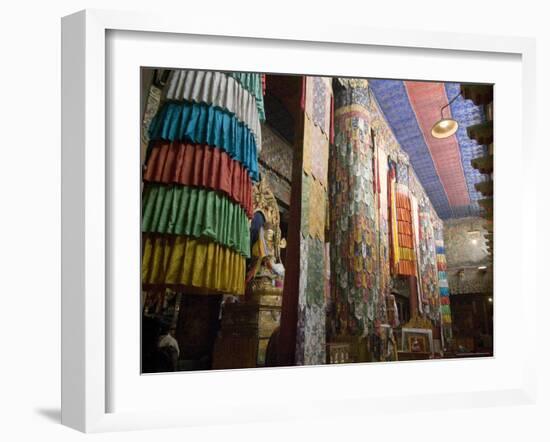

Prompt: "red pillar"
[277,88,305,367]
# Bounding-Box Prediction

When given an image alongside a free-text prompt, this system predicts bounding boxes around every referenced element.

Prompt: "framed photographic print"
[61,9,537,433]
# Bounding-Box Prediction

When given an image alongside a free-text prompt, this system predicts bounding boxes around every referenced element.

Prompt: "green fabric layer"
[226,72,265,121]
[142,184,250,257]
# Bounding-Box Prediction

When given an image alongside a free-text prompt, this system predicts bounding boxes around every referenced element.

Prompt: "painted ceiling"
[369,80,488,219]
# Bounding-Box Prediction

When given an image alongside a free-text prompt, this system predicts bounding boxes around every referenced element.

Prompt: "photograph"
[0,0,545,438]
[139,69,493,372]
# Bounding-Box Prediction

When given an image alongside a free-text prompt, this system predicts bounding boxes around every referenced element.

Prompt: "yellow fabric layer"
[398,247,415,261]
[142,234,246,295]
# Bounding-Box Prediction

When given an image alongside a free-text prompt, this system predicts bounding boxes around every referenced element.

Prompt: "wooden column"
[277,97,305,366]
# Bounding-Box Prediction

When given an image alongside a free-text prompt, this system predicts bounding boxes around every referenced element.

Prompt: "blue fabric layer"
[149,101,259,181]
[439,287,450,296]
[436,246,445,254]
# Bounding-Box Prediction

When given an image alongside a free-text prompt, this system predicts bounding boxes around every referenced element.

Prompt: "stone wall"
[444,217,489,267]
[444,217,493,295]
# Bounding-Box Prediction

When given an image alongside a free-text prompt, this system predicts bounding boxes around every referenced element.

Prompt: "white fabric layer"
[164,70,262,151]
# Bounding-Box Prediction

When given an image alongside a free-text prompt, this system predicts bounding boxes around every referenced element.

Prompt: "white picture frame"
[61,9,537,433]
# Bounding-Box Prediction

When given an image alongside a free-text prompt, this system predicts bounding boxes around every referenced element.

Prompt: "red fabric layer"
[144,141,254,218]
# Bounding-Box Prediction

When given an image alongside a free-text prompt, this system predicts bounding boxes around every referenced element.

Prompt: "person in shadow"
[141,315,175,373]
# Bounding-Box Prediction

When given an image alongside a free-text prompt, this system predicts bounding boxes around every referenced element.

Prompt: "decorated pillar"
[329,79,379,337]
[277,76,333,366]
[141,69,265,316]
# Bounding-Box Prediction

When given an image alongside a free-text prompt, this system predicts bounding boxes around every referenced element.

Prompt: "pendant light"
[431,92,461,139]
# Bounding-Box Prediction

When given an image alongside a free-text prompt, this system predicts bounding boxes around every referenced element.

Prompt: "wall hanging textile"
[142,184,250,257]
[305,236,326,307]
[375,143,390,321]
[306,175,327,242]
[301,303,327,366]
[164,70,262,146]
[148,101,259,181]
[434,222,452,326]
[394,179,416,277]
[417,198,441,321]
[388,160,401,275]
[295,236,327,366]
[142,234,246,295]
[144,141,254,218]
[225,71,266,122]
[410,193,426,311]
[305,76,332,137]
[302,113,330,188]
[294,76,332,366]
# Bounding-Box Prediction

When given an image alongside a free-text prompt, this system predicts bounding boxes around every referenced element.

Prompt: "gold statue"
[246,177,285,293]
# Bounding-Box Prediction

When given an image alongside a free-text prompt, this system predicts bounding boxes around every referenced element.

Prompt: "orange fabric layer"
[398,233,413,249]
[395,191,416,276]
[397,221,413,236]
[396,192,411,210]
[397,261,416,276]
[144,141,253,218]
[397,208,411,222]
[142,234,246,295]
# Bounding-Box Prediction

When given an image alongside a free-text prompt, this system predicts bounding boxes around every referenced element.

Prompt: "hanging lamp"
[431,92,461,139]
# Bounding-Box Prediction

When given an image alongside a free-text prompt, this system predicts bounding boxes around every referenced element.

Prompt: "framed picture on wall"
[401,328,434,354]
[61,9,536,433]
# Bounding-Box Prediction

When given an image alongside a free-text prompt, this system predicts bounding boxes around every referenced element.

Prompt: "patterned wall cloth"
[295,77,332,365]
[392,161,417,277]
[416,195,441,320]
[141,70,265,296]
[434,220,452,336]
